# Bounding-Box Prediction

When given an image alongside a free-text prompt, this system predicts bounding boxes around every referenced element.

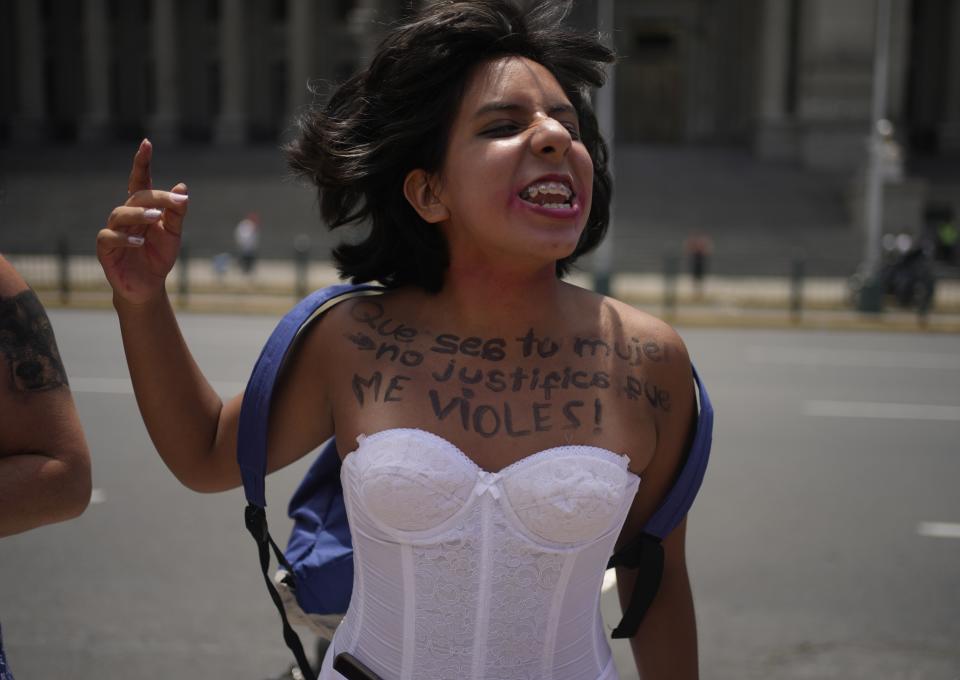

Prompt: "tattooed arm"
[0,256,91,537]
[615,321,699,679]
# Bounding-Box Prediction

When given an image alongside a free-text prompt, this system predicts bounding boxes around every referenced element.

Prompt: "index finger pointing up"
[127,138,153,196]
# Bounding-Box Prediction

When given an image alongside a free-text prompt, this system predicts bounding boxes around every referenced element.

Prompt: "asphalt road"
[2,310,958,679]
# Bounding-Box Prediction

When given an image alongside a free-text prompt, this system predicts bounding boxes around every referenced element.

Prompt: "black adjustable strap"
[245,504,317,680]
[606,532,665,639]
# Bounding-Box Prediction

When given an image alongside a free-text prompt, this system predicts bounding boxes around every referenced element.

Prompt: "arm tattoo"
[0,289,69,392]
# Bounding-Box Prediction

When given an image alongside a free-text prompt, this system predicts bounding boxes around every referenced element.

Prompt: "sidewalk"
[11,254,960,332]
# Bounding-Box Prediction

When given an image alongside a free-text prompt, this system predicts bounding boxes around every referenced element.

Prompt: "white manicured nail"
[128,235,145,246]
[169,193,189,203]
[144,208,162,220]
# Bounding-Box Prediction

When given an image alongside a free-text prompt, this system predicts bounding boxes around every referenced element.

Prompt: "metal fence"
[6,238,960,323]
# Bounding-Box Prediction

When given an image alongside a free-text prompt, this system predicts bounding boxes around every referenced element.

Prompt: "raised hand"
[97,139,189,305]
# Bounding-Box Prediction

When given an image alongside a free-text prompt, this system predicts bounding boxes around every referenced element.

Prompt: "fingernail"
[169,193,189,203]
[144,208,162,220]
[128,235,145,246]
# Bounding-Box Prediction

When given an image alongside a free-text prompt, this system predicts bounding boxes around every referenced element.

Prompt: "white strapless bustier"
[320,428,640,680]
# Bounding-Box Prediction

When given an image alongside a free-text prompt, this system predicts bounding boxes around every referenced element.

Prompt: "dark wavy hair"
[286,0,614,292]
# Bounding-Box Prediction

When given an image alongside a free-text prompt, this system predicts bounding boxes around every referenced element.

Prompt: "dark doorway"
[617,25,685,143]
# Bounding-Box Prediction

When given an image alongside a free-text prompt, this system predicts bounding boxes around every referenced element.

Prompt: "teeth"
[521,180,573,200]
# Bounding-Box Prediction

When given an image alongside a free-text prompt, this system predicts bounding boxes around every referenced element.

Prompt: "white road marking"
[70,377,134,394]
[71,377,246,396]
[804,400,960,421]
[917,522,960,539]
[90,488,106,504]
[747,346,960,370]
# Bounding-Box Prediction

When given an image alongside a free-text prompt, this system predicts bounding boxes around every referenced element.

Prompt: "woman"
[97,2,700,678]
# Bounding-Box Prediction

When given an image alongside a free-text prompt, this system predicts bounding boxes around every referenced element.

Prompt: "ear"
[403,169,450,224]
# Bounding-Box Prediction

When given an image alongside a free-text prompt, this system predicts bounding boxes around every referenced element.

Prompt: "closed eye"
[562,123,582,140]
[482,123,523,137]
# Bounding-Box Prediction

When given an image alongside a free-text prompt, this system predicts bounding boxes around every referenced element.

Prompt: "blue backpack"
[238,283,713,680]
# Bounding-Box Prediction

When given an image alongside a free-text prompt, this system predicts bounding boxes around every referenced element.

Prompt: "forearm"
[0,445,91,537]
[114,291,229,490]
[619,563,699,680]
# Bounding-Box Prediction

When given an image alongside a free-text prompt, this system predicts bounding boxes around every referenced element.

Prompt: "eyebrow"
[473,101,578,118]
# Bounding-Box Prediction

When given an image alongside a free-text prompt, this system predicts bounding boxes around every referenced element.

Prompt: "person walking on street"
[235,212,261,277]
[684,231,712,301]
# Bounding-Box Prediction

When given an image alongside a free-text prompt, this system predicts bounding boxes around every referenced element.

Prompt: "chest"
[324,325,660,474]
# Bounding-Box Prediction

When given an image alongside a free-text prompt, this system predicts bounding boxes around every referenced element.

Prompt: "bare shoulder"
[271,286,394,403]
[608,295,692,415]
[578,285,693,381]
[0,254,30,295]
[293,287,393,366]
[261,288,391,468]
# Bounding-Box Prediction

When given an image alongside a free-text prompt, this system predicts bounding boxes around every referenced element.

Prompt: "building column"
[146,0,179,144]
[287,0,314,122]
[214,0,247,145]
[754,0,798,160]
[79,0,112,143]
[10,0,46,143]
[941,0,960,151]
[795,0,875,171]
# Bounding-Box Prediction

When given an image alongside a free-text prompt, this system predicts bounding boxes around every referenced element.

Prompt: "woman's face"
[433,56,594,271]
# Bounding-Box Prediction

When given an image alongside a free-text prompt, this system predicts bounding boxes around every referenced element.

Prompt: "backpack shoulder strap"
[641,365,713,539]
[237,283,382,508]
[236,282,382,680]
[607,365,713,638]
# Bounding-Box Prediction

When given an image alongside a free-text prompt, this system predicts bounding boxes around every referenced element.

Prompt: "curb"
[35,289,960,334]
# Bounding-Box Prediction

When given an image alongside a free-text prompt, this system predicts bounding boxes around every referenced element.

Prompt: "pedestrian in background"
[684,231,713,300]
[0,254,92,679]
[234,212,261,277]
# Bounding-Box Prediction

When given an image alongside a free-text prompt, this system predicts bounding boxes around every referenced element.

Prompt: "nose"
[530,116,572,161]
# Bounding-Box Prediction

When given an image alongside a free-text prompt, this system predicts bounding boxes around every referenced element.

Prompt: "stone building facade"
[2,0,958,168]
[1,0,957,271]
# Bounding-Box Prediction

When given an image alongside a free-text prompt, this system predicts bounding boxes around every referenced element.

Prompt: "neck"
[432,258,567,334]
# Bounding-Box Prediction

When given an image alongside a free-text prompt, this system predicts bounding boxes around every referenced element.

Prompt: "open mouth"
[518,180,575,210]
